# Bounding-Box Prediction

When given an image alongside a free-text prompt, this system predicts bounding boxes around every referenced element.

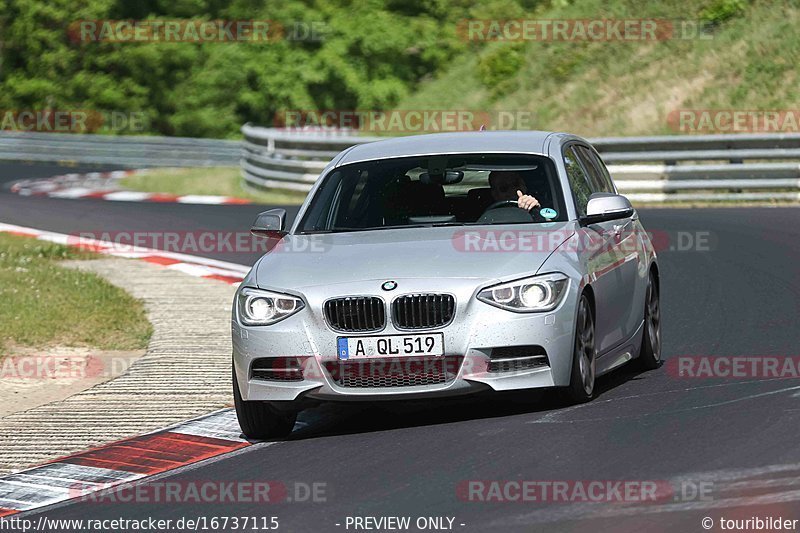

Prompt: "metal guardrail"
[0,131,240,167]
[3,128,798,203]
[241,125,800,202]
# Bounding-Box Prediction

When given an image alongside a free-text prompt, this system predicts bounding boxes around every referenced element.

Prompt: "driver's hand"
[517,190,540,211]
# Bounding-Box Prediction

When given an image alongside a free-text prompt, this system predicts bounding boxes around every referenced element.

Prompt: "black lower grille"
[324,296,385,332]
[392,294,455,329]
[488,346,549,373]
[324,356,462,388]
[487,357,548,373]
[251,358,304,381]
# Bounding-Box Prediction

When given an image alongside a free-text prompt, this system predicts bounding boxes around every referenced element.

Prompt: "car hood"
[254,222,576,290]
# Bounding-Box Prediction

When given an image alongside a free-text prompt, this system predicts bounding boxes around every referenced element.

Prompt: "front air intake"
[251,357,304,381]
[324,356,463,388]
[487,345,549,373]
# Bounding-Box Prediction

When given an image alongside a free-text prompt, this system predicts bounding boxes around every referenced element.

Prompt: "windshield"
[298,154,566,233]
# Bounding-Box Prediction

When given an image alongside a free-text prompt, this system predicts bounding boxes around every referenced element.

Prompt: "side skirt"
[595,319,645,377]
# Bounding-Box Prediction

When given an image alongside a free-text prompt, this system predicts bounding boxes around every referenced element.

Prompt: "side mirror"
[581,193,634,225]
[251,208,287,237]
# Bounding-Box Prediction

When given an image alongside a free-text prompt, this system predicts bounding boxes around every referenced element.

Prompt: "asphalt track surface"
[2,161,800,532]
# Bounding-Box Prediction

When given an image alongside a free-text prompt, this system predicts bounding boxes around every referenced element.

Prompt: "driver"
[488,171,540,211]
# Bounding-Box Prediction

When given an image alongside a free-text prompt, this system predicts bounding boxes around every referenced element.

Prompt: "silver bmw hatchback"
[232,131,661,439]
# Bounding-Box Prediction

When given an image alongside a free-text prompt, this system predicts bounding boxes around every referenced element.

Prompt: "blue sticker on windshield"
[540,208,557,219]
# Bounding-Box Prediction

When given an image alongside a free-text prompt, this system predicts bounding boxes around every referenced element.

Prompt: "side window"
[563,146,594,216]
[576,145,615,194]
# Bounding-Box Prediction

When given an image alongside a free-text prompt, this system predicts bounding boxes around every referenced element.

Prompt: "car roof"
[336,130,580,166]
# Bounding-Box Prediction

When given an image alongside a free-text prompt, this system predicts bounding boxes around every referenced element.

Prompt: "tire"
[233,368,297,440]
[561,293,596,404]
[636,271,662,371]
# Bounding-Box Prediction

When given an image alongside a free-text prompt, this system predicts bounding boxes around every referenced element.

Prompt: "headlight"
[477,273,569,312]
[237,287,304,325]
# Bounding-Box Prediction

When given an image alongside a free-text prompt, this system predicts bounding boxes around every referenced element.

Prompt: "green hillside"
[398,0,799,137]
[1,0,795,138]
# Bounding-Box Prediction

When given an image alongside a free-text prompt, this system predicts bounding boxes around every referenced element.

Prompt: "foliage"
[477,43,525,98]
[399,0,792,138]
[699,0,748,26]
[0,0,523,137]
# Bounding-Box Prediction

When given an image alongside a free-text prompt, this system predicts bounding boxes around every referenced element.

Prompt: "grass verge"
[120,167,308,205]
[0,234,152,354]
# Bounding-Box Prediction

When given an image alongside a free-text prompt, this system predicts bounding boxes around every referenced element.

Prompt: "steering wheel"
[483,199,519,212]
[481,200,536,219]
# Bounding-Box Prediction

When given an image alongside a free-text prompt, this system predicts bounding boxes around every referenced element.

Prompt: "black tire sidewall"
[638,272,661,371]
[563,294,594,404]
[233,367,297,439]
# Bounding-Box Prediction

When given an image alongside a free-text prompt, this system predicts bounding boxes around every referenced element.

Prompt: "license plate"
[337,333,444,360]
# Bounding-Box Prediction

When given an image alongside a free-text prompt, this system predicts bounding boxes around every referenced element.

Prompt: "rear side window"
[575,145,615,194]
[563,146,594,216]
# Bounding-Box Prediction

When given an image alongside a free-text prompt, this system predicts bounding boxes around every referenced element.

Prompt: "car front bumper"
[232,276,579,402]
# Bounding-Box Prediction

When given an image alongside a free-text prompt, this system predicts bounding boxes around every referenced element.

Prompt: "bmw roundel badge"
[381,280,398,291]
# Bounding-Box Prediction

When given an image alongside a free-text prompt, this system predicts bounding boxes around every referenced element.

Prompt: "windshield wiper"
[302,220,555,234]
[353,223,468,230]
[301,226,390,233]
[299,228,355,234]
[302,223,469,234]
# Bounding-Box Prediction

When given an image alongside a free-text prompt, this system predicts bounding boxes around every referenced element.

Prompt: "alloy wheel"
[576,296,596,396]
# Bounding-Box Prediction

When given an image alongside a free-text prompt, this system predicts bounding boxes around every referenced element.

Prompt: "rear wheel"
[636,271,662,370]
[233,368,297,440]
[561,294,596,404]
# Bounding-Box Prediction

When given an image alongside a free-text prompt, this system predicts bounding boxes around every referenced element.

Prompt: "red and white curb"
[10,170,252,205]
[0,222,249,286]
[0,410,249,517]
[0,224,256,517]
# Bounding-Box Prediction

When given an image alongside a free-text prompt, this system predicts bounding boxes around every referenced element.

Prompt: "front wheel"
[636,271,662,371]
[561,294,596,404]
[233,368,297,440]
